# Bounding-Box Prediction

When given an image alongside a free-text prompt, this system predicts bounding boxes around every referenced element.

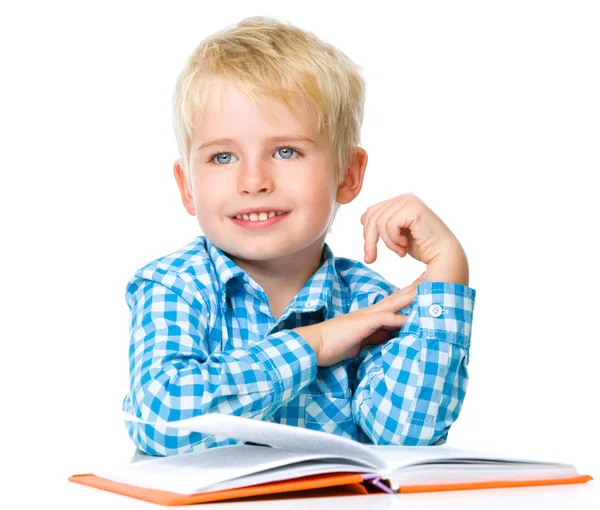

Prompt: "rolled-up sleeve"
[352,281,476,445]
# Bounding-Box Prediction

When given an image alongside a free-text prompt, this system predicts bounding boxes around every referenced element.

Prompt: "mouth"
[229,211,290,230]
[232,211,288,221]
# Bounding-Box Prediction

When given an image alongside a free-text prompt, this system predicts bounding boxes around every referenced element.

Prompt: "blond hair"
[172,16,366,193]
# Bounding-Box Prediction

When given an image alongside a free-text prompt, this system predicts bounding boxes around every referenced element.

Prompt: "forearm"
[424,240,469,286]
[352,281,475,445]
[292,324,321,358]
[353,336,469,445]
[126,329,317,455]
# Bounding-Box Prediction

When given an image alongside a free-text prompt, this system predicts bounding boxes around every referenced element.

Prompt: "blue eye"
[211,153,238,165]
[208,146,304,165]
[274,147,297,160]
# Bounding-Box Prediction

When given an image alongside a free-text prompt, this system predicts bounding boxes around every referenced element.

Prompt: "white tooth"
[236,215,242,219]
[276,211,284,216]
[268,211,275,218]
[258,212,268,221]
[249,213,259,221]
[242,214,250,220]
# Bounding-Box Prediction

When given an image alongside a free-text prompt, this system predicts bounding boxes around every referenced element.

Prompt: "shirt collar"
[205,237,341,320]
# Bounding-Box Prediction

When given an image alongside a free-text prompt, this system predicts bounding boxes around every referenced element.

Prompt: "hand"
[294,274,425,367]
[360,193,457,265]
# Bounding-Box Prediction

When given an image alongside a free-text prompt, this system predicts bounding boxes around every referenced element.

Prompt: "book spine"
[362,473,395,494]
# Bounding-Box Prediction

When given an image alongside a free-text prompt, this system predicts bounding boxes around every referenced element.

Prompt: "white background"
[1,1,599,507]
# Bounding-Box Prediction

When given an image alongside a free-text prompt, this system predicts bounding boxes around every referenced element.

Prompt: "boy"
[122,16,476,456]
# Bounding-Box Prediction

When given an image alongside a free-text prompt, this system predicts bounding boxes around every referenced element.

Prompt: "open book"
[69,412,593,506]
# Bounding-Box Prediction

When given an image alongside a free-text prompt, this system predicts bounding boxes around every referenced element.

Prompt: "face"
[174,79,355,265]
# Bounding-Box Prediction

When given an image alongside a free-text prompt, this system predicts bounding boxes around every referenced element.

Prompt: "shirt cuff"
[248,330,318,404]
[400,281,476,347]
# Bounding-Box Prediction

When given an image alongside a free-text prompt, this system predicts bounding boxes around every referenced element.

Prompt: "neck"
[226,236,327,299]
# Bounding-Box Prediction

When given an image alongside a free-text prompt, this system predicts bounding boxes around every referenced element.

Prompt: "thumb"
[360,329,391,349]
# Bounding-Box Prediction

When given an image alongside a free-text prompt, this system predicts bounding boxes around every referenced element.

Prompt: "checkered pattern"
[122,235,476,455]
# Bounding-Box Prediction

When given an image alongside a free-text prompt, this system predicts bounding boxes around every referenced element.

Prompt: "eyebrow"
[197,135,316,150]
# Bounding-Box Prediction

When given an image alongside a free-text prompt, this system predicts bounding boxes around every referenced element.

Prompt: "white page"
[363,445,573,474]
[200,460,371,494]
[198,450,576,495]
[123,411,384,469]
[122,412,576,484]
[94,444,370,495]
[383,462,580,491]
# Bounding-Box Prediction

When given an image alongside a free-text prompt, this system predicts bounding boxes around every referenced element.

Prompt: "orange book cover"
[69,472,370,505]
[69,471,593,506]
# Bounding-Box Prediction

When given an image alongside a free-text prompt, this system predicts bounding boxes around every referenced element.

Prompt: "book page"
[94,444,368,495]
[388,462,579,486]
[199,460,371,494]
[123,413,578,478]
[123,411,384,469]
[362,445,573,473]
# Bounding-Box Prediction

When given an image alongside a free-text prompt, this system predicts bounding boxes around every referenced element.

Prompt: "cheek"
[190,175,222,215]
[193,170,228,195]
[306,175,336,207]
[288,178,335,220]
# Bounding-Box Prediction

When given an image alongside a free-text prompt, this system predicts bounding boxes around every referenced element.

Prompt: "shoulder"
[130,235,212,277]
[333,255,399,301]
[125,236,217,309]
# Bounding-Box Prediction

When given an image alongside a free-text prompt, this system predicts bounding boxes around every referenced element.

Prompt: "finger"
[360,199,392,226]
[352,310,410,353]
[363,201,393,263]
[383,206,414,258]
[372,276,423,308]
[373,202,406,259]
[384,311,410,329]
[395,279,420,293]
[375,284,419,313]
[363,210,385,264]
[379,322,407,332]
[360,329,391,349]
[379,227,407,258]
[395,282,419,301]
[367,198,413,260]
[394,233,410,258]
[396,228,410,247]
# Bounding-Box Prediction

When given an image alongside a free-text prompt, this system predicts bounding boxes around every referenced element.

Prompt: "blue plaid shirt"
[122,235,476,456]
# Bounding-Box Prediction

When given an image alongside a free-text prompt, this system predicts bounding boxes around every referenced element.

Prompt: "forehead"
[192,79,321,140]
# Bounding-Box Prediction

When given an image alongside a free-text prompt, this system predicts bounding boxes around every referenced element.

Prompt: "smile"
[235,211,286,221]
[230,212,289,230]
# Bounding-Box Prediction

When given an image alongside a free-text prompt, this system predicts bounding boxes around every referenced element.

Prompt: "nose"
[237,158,275,195]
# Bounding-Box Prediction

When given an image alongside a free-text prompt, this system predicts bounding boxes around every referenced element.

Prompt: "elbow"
[362,418,449,446]
[124,420,166,456]
[123,386,213,456]
[354,399,452,446]
[124,418,217,456]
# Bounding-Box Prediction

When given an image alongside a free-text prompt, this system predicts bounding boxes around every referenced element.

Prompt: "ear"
[336,147,368,205]
[173,160,196,216]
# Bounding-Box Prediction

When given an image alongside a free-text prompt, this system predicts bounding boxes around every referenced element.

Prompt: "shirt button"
[428,304,443,317]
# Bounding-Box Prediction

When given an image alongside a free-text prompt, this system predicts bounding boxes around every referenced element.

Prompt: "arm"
[356,194,474,443]
[122,270,317,456]
[351,276,475,445]
[424,240,469,286]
